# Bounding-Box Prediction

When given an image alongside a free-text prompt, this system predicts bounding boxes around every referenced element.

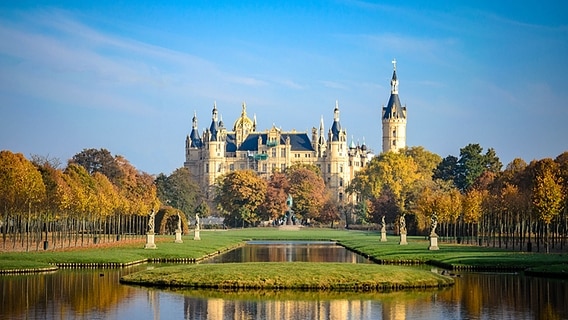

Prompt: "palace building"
[184,62,406,203]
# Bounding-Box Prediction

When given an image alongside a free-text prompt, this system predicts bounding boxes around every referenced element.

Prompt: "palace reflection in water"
[1,242,567,319]
[179,272,567,320]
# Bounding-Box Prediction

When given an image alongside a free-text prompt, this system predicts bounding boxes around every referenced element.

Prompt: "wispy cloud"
[0,9,250,115]
[226,75,267,87]
[320,80,348,90]
[277,79,305,90]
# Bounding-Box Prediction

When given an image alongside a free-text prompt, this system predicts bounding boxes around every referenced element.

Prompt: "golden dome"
[233,102,254,131]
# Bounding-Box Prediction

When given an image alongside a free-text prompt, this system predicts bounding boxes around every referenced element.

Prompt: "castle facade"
[184,63,406,203]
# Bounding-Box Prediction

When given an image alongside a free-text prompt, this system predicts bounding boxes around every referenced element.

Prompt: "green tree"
[155,167,203,218]
[433,155,458,183]
[455,144,501,192]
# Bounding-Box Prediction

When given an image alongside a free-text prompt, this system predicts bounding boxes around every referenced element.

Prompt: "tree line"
[0,149,162,251]
[2,143,566,253]
[347,144,567,253]
[214,163,339,228]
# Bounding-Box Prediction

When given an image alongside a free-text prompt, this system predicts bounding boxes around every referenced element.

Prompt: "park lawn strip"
[120,262,454,291]
[337,235,568,270]
[2,229,568,274]
[0,232,247,271]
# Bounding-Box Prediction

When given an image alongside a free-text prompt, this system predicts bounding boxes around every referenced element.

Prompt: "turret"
[330,100,341,142]
[382,59,407,153]
[189,111,202,148]
[210,102,219,141]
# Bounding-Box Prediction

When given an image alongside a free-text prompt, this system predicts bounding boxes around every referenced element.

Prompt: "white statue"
[148,210,155,233]
[399,214,406,233]
[430,212,438,236]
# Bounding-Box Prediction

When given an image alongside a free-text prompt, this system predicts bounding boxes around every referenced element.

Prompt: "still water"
[1,241,567,320]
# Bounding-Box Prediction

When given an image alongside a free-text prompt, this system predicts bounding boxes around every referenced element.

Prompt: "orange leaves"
[216,170,267,224]
[0,150,46,215]
[287,166,326,220]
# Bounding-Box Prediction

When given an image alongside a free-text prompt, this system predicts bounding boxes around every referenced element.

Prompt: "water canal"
[1,241,567,319]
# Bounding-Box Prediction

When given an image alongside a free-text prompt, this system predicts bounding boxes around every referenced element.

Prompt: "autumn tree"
[319,197,341,227]
[350,151,419,230]
[371,187,399,227]
[403,146,442,181]
[531,158,564,253]
[113,155,160,216]
[258,172,289,222]
[70,148,123,185]
[413,179,461,236]
[215,170,267,227]
[286,166,326,222]
[0,151,46,249]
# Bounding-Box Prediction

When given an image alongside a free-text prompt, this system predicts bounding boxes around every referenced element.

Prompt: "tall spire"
[189,110,202,147]
[212,101,218,121]
[318,115,325,145]
[382,60,407,153]
[334,100,340,120]
[210,102,219,141]
[331,101,342,141]
[391,59,399,94]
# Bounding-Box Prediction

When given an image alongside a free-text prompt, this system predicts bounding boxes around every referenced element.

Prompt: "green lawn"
[1,228,567,275]
[120,262,454,290]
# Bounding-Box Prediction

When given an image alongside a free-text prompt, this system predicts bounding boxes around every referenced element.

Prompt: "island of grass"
[119,262,454,291]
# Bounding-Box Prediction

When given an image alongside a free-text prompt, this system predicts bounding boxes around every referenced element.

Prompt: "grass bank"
[119,262,454,291]
[1,228,567,276]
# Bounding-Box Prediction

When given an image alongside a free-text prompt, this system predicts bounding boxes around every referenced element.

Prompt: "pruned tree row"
[348,145,568,253]
[0,149,160,251]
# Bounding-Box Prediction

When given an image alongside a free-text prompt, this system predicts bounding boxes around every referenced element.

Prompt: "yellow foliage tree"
[216,170,267,227]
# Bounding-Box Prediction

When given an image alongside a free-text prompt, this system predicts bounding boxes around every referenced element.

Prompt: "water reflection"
[0,266,150,319]
[177,288,451,320]
[201,241,371,264]
[1,241,567,319]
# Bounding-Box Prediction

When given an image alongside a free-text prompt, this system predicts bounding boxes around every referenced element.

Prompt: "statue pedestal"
[193,229,201,241]
[380,230,387,242]
[174,230,183,243]
[429,235,439,250]
[399,232,408,245]
[144,232,157,249]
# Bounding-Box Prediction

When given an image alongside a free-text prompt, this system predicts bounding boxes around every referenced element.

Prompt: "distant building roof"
[234,132,315,152]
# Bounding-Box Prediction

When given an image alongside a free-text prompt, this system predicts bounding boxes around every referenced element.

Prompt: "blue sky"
[1,1,567,174]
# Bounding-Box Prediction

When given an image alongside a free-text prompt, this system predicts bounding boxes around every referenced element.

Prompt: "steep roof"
[235,133,315,152]
[382,93,405,120]
[382,68,406,120]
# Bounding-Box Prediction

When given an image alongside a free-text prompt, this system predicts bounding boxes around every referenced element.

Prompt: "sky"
[1,1,567,175]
